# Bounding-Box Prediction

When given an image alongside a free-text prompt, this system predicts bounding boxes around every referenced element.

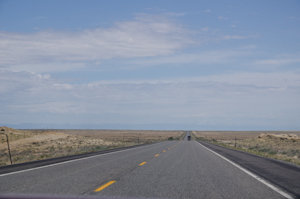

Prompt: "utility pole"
[1,133,12,165]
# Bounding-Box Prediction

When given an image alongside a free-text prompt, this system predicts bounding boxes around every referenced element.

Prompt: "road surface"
[0,132,296,199]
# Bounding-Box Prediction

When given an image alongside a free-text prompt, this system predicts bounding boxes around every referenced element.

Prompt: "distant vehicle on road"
[188,136,191,141]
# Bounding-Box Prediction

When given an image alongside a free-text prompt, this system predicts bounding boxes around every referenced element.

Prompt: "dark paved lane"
[0,141,175,196]
[199,140,300,198]
[94,140,285,199]
[0,133,290,199]
[182,131,190,141]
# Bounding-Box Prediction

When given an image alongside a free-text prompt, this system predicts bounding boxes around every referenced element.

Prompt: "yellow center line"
[163,150,166,152]
[95,180,116,192]
[168,148,170,150]
[155,154,159,156]
[139,162,147,166]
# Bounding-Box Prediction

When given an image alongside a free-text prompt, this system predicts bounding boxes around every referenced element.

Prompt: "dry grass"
[59,129,184,142]
[193,131,300,140]
[192,131,300,165]
[0,127,184,166]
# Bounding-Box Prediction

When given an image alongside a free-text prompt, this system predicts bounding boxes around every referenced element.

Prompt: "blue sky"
[0,0,300,130]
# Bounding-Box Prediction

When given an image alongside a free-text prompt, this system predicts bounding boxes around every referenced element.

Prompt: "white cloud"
[9,62,88,73]
[10,102,86,114]
[126,50,250,67]
[1,70,299,114]
[188,72,300,87]
[0,13,258,73]
[88,71,300,89]
[222,35,257,40]
[1,70,299,127]
[0,14,193,72]
[255,53,300,66]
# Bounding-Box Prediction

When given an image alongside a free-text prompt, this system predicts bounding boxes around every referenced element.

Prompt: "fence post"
[235,137,237,148]
[1,133,12,165]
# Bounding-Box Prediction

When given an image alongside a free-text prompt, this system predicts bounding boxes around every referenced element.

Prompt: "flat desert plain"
[193,130,300,140]
[0,127,184,166]
[59,129,184,141]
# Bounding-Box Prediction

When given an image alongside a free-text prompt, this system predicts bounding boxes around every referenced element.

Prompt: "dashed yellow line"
[155,154,159,156]
[168,148,170,150]
[163,150,166,152]
[139,161,147,166]
[95,181,116,192]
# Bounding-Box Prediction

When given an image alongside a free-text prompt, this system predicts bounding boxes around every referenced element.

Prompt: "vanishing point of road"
[0,132,297,199]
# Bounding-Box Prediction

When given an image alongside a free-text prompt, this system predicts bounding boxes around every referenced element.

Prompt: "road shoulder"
[198,141,300,199]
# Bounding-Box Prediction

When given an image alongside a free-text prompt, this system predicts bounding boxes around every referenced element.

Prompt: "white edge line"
[0,143,160,177]
[197,142,294,199]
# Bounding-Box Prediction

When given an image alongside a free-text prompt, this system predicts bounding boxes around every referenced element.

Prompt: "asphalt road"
[199,140,300,198]
[0,132,294,199]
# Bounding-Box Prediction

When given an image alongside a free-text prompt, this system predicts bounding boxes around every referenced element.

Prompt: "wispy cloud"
[222,35,257,40]
[1,70,299,116]
[0,14,193,72]
[1,69,299,128]
[255,53,300,66]
[88,71,300,88]
[125,50,251,67]
[0,13,258,73]
[9,62,88,73]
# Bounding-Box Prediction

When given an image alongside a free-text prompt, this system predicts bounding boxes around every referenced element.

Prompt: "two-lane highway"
[183,131,190,141]
[0,132,293,198]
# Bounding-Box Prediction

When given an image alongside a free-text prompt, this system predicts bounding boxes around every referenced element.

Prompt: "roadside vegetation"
[192,131,300,166]
[0,127,184,166]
